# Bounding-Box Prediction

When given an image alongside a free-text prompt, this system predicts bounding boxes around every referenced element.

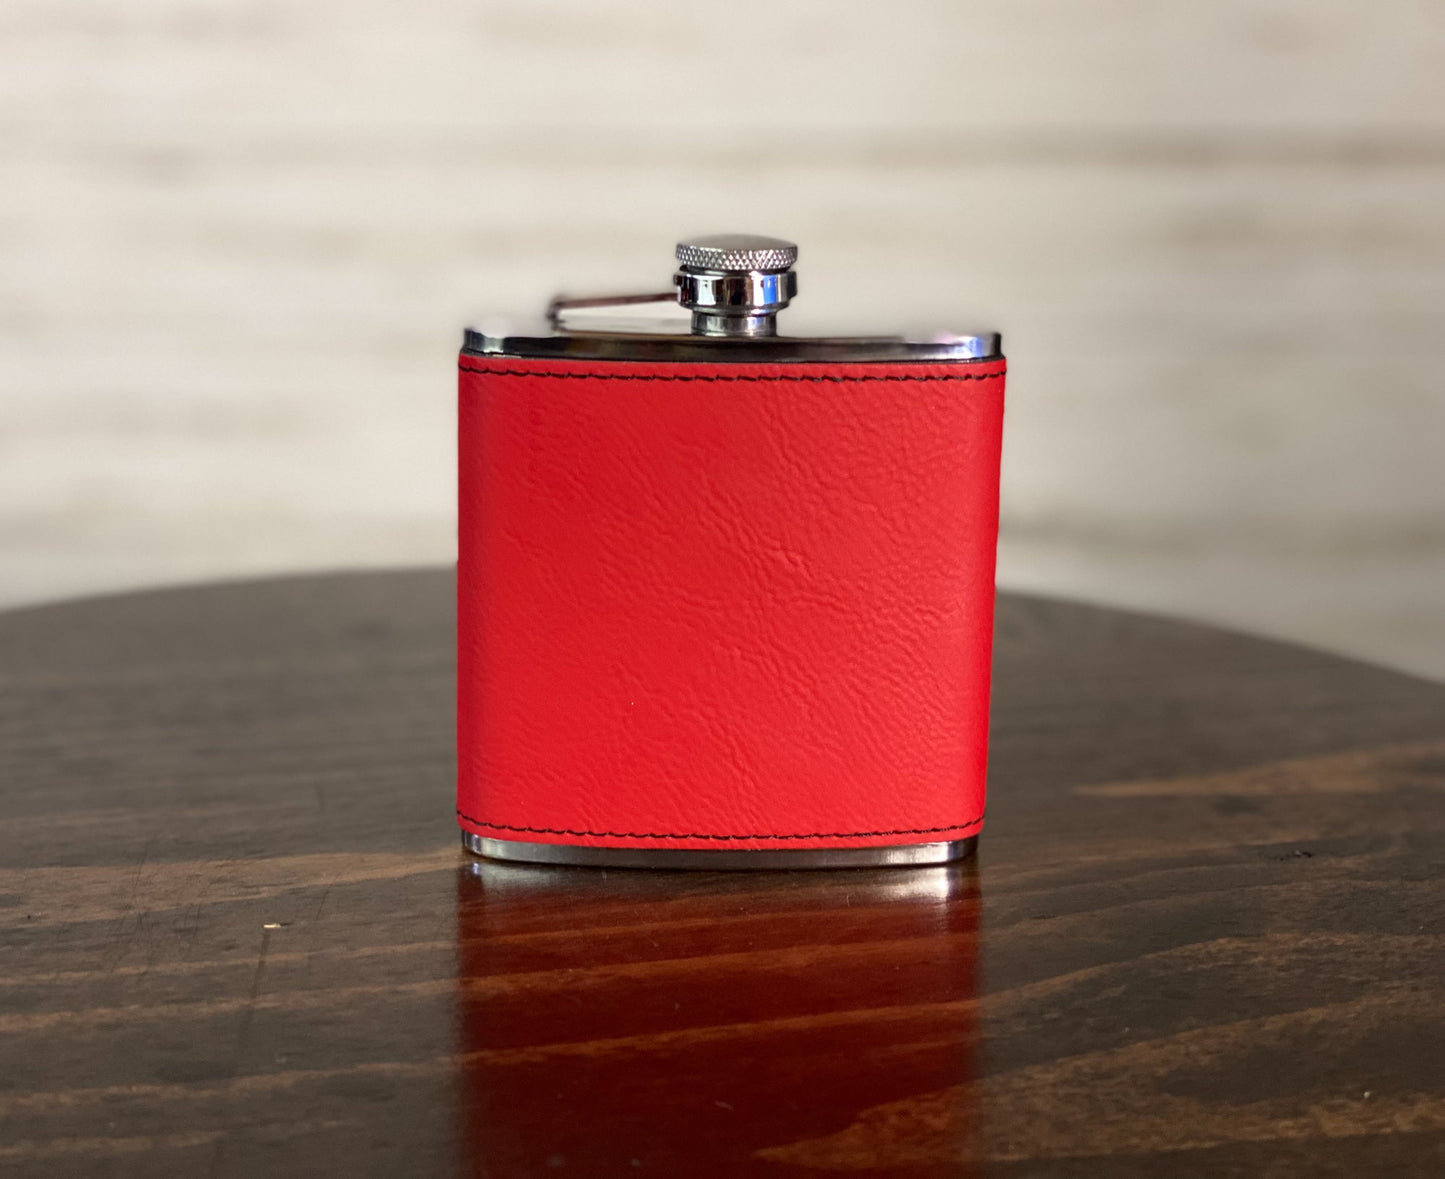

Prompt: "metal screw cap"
[675,234,799,274]
[674,234,799,337]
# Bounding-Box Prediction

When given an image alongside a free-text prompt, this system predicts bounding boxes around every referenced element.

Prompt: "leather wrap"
[458,355,1006,851]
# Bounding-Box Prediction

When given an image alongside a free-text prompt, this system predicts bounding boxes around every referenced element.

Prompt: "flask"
[458,235,1005,867]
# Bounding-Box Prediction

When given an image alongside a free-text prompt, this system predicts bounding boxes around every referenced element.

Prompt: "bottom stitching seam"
[455,811,985,842]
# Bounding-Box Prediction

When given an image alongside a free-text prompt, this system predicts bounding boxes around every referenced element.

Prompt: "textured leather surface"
[458,355,1006,850]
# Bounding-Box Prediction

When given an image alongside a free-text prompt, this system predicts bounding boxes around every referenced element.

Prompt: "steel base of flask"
[461,832,978,871]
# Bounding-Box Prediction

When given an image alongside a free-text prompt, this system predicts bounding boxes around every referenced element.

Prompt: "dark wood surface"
[2,570,1444,1177]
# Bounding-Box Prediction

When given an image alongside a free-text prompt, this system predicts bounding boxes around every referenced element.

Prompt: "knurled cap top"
[675,233,798,273]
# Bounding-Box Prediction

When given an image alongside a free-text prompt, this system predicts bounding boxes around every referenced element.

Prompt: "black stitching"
[455,810,984,842]
[458,362,1003,384]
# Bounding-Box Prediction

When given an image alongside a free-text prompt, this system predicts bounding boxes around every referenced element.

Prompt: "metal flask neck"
[466,233,1002,363]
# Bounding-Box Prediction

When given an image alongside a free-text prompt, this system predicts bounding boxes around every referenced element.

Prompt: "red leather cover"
[457,355,1006,851]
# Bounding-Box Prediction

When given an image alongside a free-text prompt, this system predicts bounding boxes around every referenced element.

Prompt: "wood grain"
[2,569,1444,1176]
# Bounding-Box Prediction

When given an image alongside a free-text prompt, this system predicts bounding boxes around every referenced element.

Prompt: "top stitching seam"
[458,362,1003,384]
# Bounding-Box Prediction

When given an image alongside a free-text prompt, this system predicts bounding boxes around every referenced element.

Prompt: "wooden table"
[2,570,1443,1177]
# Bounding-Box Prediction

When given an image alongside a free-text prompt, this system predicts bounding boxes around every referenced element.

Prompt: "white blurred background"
[2,0,1443,677]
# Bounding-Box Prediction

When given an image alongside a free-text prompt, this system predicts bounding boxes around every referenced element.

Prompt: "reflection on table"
[454,858,983,1176]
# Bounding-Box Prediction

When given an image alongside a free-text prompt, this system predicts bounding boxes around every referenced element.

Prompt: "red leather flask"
[458,235,1005,868]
